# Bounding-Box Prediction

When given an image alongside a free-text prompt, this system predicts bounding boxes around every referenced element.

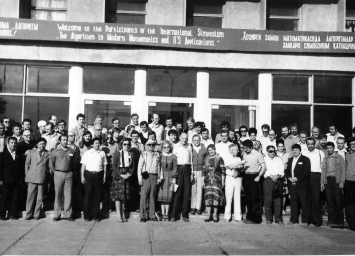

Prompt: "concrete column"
[258,73,272,129]
[68,66,83,130]
[195,70,210,129]
[132,68,147,121]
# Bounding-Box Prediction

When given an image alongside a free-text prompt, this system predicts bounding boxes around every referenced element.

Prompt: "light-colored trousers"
[26,183,45,219]
[224,176,242,221]
[191,171,203,210]
[54,171,73,218]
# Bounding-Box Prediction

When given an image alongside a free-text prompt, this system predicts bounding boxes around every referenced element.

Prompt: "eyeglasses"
[268,151,276,153]
[23,135,31,137]
[147,144,154,147]
[123,143,130,146]
[240,130,247,132]
[3,121,9,123]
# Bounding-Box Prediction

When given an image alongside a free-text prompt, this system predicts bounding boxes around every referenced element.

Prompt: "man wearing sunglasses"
[263,145,285,225]
[138,139,161,222]
[239,126,249,142]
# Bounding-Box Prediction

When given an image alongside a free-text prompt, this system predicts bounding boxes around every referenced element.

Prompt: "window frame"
[186,1,225,28]
[266,1,301,31]
[346,0,355,32]
[0,62,70,122]
[108,0,147,24]
[271,73,355,134]
[30,0,67,19]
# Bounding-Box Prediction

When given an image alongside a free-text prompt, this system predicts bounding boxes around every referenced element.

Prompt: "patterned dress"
[157,154,178,202]
[110,151,132,202]
[204,154,226,206]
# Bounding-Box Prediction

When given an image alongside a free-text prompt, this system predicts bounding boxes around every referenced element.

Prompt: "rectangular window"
[24,96,69,127]
[84,100,131,129]
[0,65,24,94]
[272,104,311,134]
[107,0,146,24]
[314,76,352,104]
[148,102,194,128]
[27,66,69,94]
[31,0,67,21]
[267,1,300,31]
[187,1,224,28]
[211,105,256,142]
[346,1,355,32]
[314,106,353,139]
[146,69,197,98]
[0,96,23,123]
[273,75,309,102]
[209,71,258,100]
[83,66,135,95]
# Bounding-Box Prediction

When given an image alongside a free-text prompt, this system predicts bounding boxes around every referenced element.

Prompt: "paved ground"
[1,212,355,255]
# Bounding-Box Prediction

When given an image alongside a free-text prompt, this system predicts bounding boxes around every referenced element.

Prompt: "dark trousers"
[140,173,157,219]
[243,173,262,223]
[172,165,191,219]
[102,176,112,214]
[73,178,85,214]
[289,185,308,223]
[0,182,20,218]
[263,178,283,223]
[83,170,103,220]
[325,177,344,225]
[26,183,45,219]
[307,173,323,226]
[344,179,355,230]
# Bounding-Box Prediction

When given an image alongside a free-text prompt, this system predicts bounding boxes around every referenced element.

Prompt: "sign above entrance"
[0,17,354,54]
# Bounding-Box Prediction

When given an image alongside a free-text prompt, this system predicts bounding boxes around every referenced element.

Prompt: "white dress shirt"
[81,148,107,172]
[173,143,192,165]
[215,141,233,161]
[291,155,301,178]
[201,138,214,148]
[264,156,284,178]
[303,149,324,173]
[223,153,243,177]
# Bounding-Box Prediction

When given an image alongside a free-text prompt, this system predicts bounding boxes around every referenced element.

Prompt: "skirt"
[157,170,173,203]
[110,169,131,202]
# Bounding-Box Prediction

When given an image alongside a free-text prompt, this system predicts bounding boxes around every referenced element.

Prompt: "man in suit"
[25,138,50,220]
[285,144,311,226]
[190,134,207,215]
[0,137,22,220]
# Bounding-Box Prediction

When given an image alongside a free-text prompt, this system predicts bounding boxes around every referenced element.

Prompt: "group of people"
[0,113,354,232]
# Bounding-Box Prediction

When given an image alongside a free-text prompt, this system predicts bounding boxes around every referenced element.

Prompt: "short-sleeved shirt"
[81,148,107,172]
[243,149,265,174]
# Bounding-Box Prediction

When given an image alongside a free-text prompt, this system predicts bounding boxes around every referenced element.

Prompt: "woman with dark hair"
[125,125,135,138]
[110,137,135,222]
[215,121,231,144]
[157,140,177,220]
[248,128,262,153]
[203,144,226,222]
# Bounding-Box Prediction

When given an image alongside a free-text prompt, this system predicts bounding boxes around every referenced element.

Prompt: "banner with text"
[0,17,354,54]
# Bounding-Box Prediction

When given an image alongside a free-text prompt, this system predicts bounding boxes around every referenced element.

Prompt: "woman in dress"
[110,137,135,222]
[157,140,177,220]
[203,144,226,222]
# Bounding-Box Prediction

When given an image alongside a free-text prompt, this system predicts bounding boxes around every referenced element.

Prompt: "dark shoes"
[266,221,272,224]
[84,219,91,222]
[276,221,285,225]
[244,220,256,224]
[53,217,60,222]
[213,218,219,223]
[25,216,33,220]
[170,217,176,222]
[204,217,213,222]
[9,215,18,220]
[68,218,75,221]
[140,218,146,223]
[94,218,101,222]
[0,217,6,221]
[197,210,202,215]
[190,209,196,215]
[183,217,189,222]
[149,217,159,222]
